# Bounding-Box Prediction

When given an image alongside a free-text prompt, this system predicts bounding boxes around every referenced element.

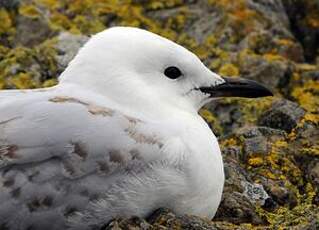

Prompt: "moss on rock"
[0,0,318,228]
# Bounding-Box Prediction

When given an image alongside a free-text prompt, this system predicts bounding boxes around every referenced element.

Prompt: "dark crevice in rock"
[283,0,319,63]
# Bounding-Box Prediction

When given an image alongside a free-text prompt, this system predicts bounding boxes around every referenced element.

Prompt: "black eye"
[164,66,182,79]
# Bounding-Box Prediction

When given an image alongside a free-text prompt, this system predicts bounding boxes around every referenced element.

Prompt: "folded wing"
[0,89,164,229]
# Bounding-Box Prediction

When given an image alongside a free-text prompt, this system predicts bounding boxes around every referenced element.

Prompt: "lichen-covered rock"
[258,99,305,132]
[239,54,293,91]
[147,208,219,230]
[103,216,153,230]
[13,15,55,47]
[103,208,267,230]
[214,158,268,224]
[0,0,318,229]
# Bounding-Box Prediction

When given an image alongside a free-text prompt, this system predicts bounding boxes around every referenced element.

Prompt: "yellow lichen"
[0,9,13,35]
[296,63,317,71]
[9,73,37,89]
[276,38,295,47]
[256,181,318,229]
[35,0,61,9]
[301,145,319,157]
[0,1,318,228]
[218,63,240,77]
[19,4,42,18]
[42,79,58,87]
[263,53,285,62]
[199,109,217,123]
[199,109,223,135]
[238,96,275,123]
[292,80,319,113]
[303,113,319,125]
[306,16,319,28]
[248,157,264,167]
[220,138,239,148]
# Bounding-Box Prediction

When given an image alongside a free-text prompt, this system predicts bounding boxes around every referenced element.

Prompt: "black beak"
[199,77,273,98]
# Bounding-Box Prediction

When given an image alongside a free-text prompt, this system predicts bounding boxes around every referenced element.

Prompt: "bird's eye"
[164,66,182,79]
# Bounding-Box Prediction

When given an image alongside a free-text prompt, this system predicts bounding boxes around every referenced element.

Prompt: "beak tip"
[267,91,274,97]
[258,86,274,98]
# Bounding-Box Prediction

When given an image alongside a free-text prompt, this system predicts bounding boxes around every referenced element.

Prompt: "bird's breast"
[158,117,225,218]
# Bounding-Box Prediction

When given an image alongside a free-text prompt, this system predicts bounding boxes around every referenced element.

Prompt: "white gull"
[0,27,272,230]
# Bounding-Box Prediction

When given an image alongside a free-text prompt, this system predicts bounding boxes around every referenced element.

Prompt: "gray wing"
[0,91,164,230]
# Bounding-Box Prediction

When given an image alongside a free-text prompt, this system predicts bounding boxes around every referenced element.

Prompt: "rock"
[258,99,305,132]
[55,32,89,73]
[246,0,290,29]
[148,208,218,230]
[103,208,259,230]
[103,216,152,230]
[308,161,319,189]
[215,191,264,225]
[243,136,268,158]
[235,126,284,162]
[203,102,243,136]
[214,159,267,224]
[283,0,319,62]
[1,0,319,228]
[0,0,20,9]
[239,30,277,54]
[13,15,55,47]
[222,146,241,162]
[183,2,222,43]
[289,121,319,204]
[301,70,319,82]
[239,30,304,62]
[239,55,293,91]
[241,181,269,206]
[260,178,298,208]
[222,159,250,193]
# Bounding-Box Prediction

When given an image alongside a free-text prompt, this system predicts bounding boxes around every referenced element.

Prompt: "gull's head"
[60,27,272,115]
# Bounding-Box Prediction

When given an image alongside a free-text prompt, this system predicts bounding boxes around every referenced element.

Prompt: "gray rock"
[235,126,284,162]
[214,192,264,225]
[13,15,54,47]
[222,146,241,162]
[241,181,269,206]
[223,159,251,193]
[204,102,243,136]
[239,30,304,62]
[239,55,293,91]
[0,0,20,9]
[243,136,268,157]
[309,161,319,189]
[260,178,297,208]
[55,32,89,73]
[215,159,266,224]
[146,1,222,44]
[104,208,223,230]
[148,208,218,230]
[247,0,290,29]
[258,99,305,132]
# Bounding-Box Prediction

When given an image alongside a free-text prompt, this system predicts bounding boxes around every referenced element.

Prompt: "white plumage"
[1,27,263,230]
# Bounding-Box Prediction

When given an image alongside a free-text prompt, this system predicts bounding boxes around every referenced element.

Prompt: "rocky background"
[0,0,318,229]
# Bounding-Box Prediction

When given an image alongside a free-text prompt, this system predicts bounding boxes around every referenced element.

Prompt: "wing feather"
[0,89,165,229]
